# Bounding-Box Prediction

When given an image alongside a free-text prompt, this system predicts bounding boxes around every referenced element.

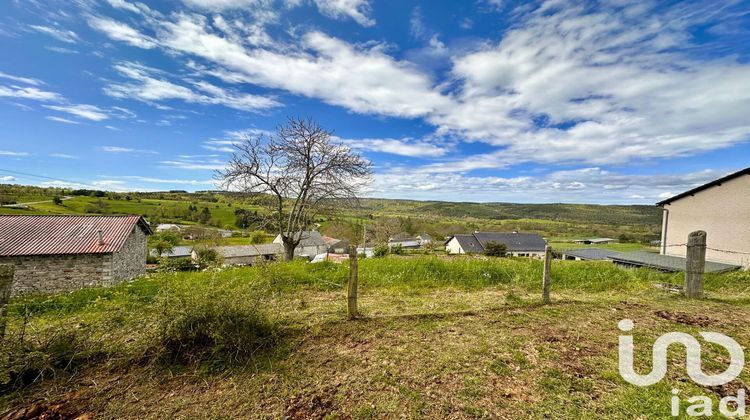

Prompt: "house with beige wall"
[657,167,750,268]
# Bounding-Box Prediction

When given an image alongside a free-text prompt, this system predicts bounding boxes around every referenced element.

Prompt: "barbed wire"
[661,243,750,256]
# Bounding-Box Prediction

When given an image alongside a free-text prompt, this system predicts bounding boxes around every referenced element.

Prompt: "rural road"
[1,196,72,208]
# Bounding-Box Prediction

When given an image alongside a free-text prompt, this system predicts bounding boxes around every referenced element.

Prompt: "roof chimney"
[97,229,105,246]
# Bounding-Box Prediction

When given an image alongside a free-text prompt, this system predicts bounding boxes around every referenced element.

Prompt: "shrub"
[52,196,63,205]
[249,231,267,244]
[158,257,197,272]
[193,247,223,269]
[155,279,278,366]
[484,241,507,257]
[390,244,404,255]
[372,244,389,258]
[0,325,102,390]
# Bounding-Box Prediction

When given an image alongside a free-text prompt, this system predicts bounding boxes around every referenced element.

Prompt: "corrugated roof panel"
[611,251,740,273]
[0,215,150,256]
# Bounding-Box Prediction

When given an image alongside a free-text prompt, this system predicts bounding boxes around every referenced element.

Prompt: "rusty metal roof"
[0,215,151,256]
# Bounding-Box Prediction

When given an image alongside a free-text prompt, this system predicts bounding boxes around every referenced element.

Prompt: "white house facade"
[658,167,750,268]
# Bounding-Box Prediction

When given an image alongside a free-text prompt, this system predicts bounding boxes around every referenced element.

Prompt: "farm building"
[560,248,622,261]
[611,251,739,273]
[155,223,181,233]
[657,167,750,268]
[388,238,421,249]
[445,232,547,257]
[0,215,151,295]
[205,244,284,266]
[323,236,349,254]
[573,238,616,245]
[150,245,193,259]
[272,231,329,258]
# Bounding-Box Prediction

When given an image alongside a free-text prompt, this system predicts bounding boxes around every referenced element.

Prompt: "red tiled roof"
[0,215,151,256]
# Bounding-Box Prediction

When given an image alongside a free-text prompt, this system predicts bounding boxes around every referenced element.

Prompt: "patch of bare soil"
[654,310,714,327]
[707,381,750,405]
[1,395,93,420]
[284,384,339,419]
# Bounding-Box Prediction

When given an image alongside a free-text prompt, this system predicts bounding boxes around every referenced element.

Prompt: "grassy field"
[1,185,663,243]
[0,195,261,229]
[1,256,748,418]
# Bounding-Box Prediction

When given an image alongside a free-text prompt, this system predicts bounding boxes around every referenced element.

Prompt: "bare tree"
[218,117,372,260]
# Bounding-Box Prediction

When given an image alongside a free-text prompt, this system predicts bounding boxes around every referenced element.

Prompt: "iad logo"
[617,319,747,417]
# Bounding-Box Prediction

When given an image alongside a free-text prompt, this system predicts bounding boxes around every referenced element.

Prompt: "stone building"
[0,215,152,295]
[272,231,329,258]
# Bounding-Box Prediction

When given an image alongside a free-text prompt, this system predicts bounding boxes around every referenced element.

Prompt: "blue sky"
[0,0,749,204]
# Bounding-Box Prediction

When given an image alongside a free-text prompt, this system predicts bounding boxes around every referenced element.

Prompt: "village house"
[149,245,193,259]
[444,231,547,257]
[0,215,151,295]
[657,167,750,268]
[417,234,433,246]
[155,223,181,233]
[387,237,421,249]
[322,236,349,254]
[203,243,284,266]
[272,231,329,258]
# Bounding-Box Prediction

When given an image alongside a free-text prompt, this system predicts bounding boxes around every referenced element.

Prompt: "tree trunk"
[283,241,296,261]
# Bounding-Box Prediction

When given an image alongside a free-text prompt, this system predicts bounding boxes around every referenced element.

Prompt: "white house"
[155,223,181,233]
[445,231,547,257]
[272,231,329,258]
[658,167,750,268]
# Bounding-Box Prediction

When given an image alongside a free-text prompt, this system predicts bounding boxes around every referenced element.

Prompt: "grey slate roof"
[472,232,547,252]
[150,245,193,258]
[611,251,740,273]
[276,231,327,247]
[449,234,484,253]
[388,239,421,248]
[561,248,622,261]
[215,243,284,258]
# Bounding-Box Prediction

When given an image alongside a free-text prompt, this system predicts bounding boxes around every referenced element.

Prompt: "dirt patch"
[707,381,750,405]
[1,398,93,420]
[284,384,339,419]
[654,310,713,327]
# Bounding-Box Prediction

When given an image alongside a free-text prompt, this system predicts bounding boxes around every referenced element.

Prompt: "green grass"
[1,185,663,242]
[0,195,263,229]
[1,256,749,418]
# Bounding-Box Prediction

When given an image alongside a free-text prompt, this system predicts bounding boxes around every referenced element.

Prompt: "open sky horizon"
[1,0,749,204]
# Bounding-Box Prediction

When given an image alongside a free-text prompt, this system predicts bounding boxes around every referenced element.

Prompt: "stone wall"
[110,226,147,282]
[0,226,149,295]
[0,253,108,295]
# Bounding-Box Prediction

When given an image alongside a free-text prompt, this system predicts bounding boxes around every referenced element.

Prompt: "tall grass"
[2,256,747,391]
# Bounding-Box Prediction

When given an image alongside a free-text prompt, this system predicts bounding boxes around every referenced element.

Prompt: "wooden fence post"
[347,245,359,319]
[0,265,14,340]
[685,231,706,299]
[542,245,552,304]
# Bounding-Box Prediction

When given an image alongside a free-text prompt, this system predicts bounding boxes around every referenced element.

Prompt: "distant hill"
[0,184,662,242]
[356,198,661,226]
